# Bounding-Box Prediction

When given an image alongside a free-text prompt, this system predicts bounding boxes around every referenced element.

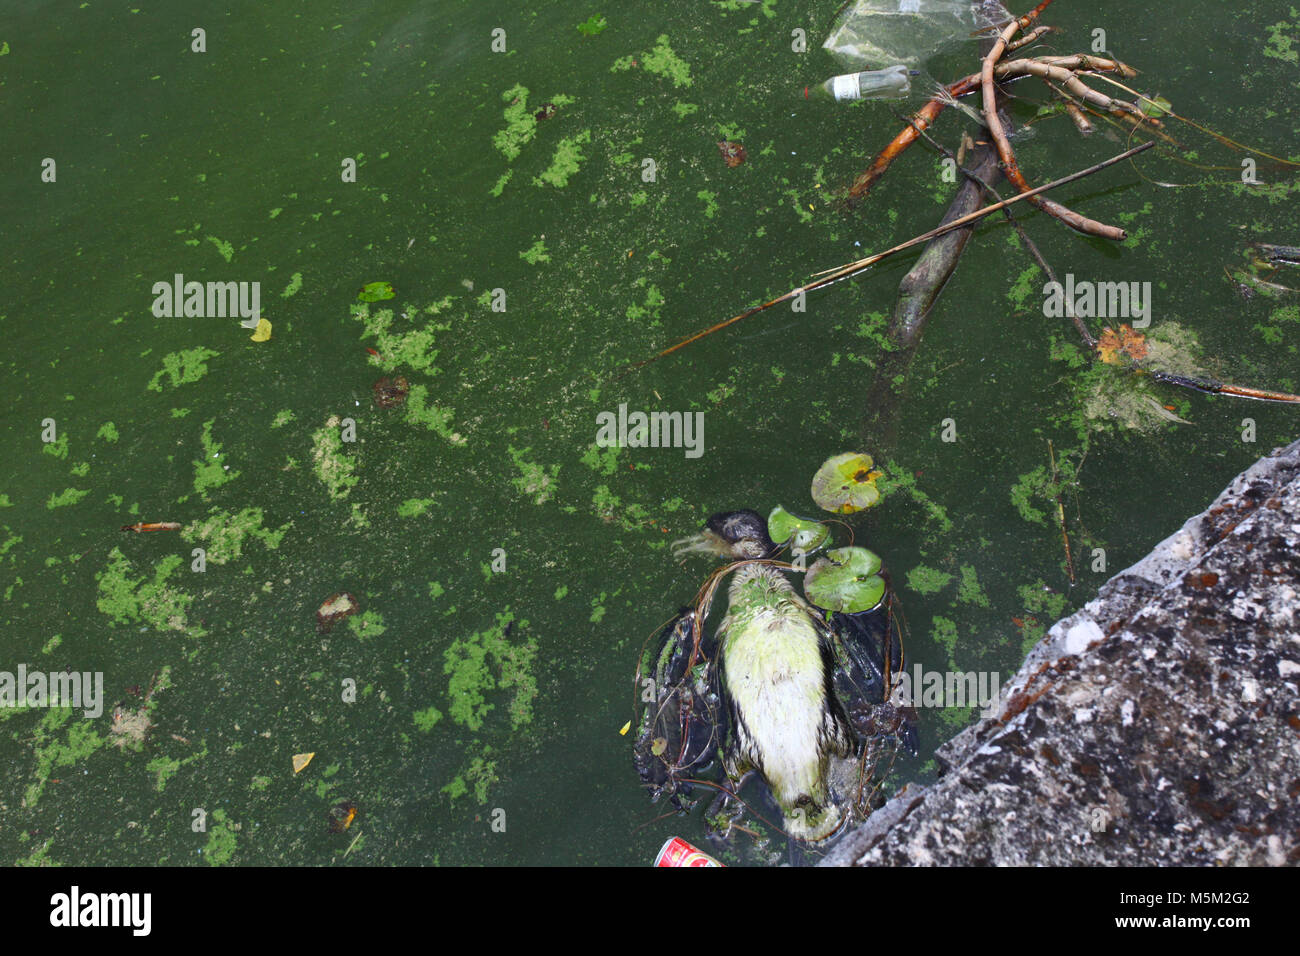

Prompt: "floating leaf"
[358,281,395,302]
[651,737,668,757]
[811,452,884,514]
[766,505,830,554]
[327,801,358,833]
[249,318,272,342]
[576,14,607,36]
[292,752,315,774]
[1139,94,1172,118]
[1096,324,1148,366]
[804,546,886,613]
[619,720,631,736]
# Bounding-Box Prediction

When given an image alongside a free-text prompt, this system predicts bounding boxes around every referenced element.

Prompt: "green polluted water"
[1,1,1298,865]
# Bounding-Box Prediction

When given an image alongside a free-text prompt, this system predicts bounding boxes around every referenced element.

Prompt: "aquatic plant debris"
[357,281,395,302]
[148,347,220,391]
[766,506,829,553]
[804,547,886,613]
[811,452,884,513]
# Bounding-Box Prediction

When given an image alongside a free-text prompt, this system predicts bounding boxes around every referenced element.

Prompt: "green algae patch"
[1006,265,1041,312]
[0,495,11,509]
[206,236,234,262]
[24,707,106,808]
[95,548,197,633]
[494,84,538,162]
[46,487,90,509]
[577,14,607,36]
[149,347,220,392]
[443,610,538,731]
[202,808,239,865]
[193,419,240,497]
[413,705,443,732]
[697,190,719,219]
[351,303,446,376]
[347,609,386,639]
[404,384,465,444]
[634,35,693,88]
[493,85,575,163]
[509,445,558,505]
[956,564,990,608]
[442,744,498,805]
[519,238,551,265]
[147,755,181,791]
[931,615,959,660]
[580,442,620,476]
[397,497,434,518]
[280,272,303,298]
[311,415,358,500]
[96,422,119,443]
[906,564,952,595]
[358,281,395,302]
[877,463,952,531]
[43,435,69,459]
[534,129,592,189]
[1264,18,1299,63]
[181,506,291,565]
[270,409,294,428]
[1010,465,1052,524]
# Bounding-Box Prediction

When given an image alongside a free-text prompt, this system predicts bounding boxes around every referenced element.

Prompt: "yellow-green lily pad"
[811,452,884,514]
[767,505,830,554]
[358,281,395,302]
[804,546,886,613]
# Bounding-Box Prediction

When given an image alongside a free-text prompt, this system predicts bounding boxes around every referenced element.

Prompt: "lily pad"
[804,546,886,613]
[766,505,830,554]
[1138,94,1172,118]
[811,452,884,514]
[358,281,395,302]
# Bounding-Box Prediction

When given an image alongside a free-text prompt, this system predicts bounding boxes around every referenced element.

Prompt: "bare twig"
[980,2,1130,240]
[623,142,1153,371]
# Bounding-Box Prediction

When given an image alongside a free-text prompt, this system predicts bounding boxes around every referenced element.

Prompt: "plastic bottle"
[805,65,912,102]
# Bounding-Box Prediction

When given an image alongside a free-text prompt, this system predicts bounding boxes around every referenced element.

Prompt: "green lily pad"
[1138,94,1172,118]
[767,505,830,554]
[804,547,886,613]
[811,452,884,514]
[358,281,395,302]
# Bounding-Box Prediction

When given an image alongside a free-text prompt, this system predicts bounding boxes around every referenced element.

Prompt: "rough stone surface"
[823,440,1300,867]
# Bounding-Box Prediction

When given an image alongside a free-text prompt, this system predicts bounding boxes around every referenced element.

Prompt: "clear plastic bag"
[822,0,1011,71]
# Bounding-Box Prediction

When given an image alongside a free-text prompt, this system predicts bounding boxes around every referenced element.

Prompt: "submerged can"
[654,836,723,867]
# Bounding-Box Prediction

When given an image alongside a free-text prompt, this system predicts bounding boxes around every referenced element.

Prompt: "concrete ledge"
[822,439,1300,866]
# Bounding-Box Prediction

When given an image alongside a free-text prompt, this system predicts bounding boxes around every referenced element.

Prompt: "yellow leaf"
[292,752,315,773]
[618,720,631,736]
[250,318,272,342]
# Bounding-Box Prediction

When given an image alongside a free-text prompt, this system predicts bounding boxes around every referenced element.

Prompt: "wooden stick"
[849,56,1134,202]
[1048,440,1076,585]
[981,3,1130,240]
[897,110,1098,349]
[624,142,1153,371]
[1148,371,1300,404]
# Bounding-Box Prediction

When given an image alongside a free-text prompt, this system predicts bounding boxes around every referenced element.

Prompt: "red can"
[653,836,723,867]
